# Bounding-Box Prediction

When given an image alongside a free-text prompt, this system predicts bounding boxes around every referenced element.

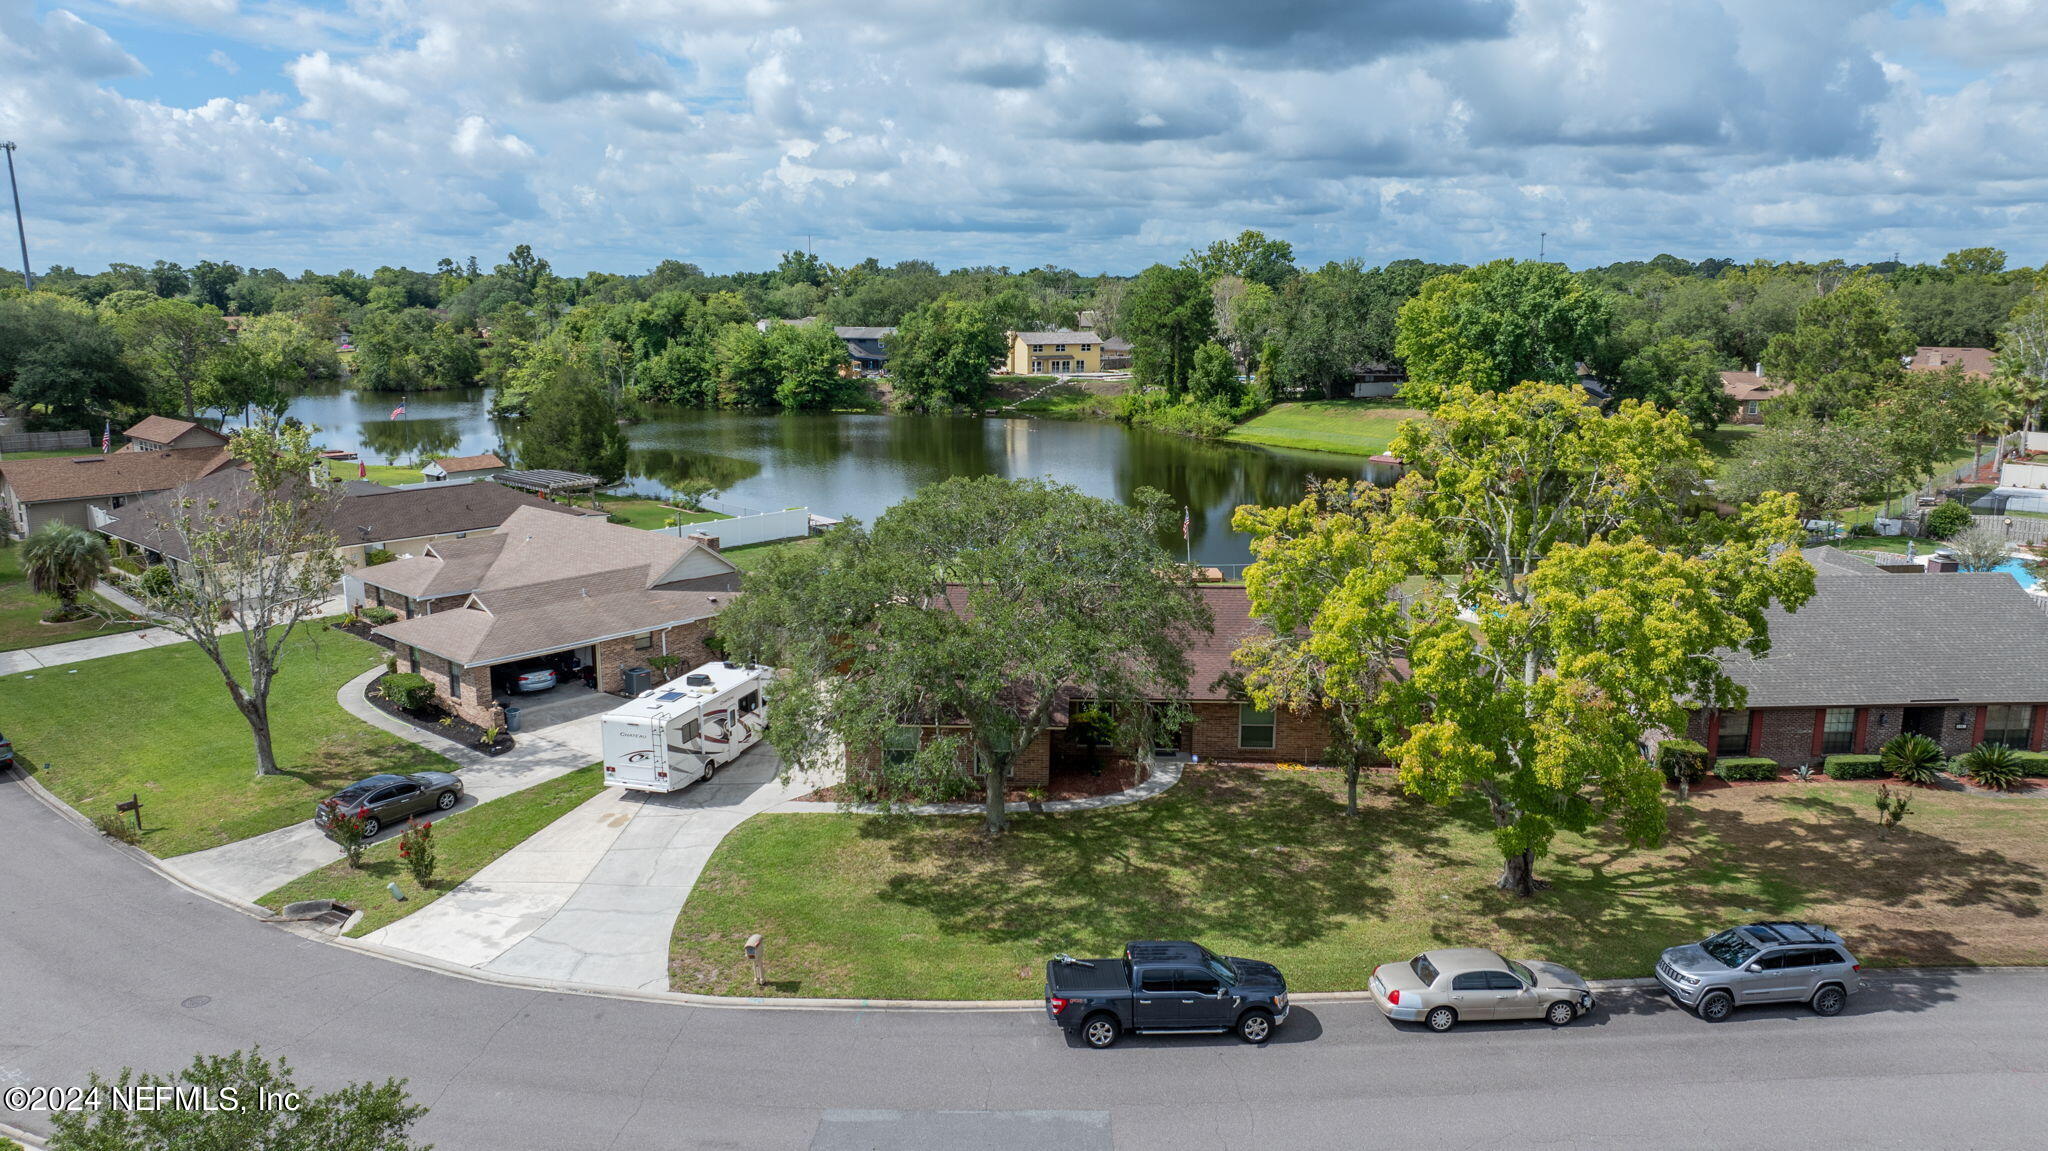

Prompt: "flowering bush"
[327,808,369,868]
[397,819,436,887]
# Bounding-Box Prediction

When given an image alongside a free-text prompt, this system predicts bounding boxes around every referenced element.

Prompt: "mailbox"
[744,933,766,986]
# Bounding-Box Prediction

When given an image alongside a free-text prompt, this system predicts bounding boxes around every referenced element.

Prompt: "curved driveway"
[4,776,2047,1150]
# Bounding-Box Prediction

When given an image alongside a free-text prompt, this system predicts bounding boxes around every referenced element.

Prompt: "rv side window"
[738,691,760,714]
[667,719,700,751]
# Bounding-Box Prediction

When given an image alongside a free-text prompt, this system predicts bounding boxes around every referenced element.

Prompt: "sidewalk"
[164,668,604,902]
[362,743,827,992]
[0,588,346,676]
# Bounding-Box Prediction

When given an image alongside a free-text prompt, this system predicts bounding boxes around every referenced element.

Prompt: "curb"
[11,768,2046,1015]
[0,1119,48,1149]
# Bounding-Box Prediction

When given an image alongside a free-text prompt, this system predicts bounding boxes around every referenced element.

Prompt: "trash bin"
[504,706,522,733]
[623,666,653,695]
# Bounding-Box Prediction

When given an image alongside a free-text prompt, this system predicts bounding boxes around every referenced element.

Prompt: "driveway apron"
[362,743,816,993]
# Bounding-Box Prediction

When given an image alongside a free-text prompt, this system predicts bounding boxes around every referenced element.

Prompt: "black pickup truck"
[1044,941,1290,1048]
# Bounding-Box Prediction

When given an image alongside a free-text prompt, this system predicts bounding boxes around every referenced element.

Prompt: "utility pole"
[2,142,31,291]
[1538,231,1547,263]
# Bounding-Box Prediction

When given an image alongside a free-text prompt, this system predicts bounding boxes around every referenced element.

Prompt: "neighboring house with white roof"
[350,506,742,727]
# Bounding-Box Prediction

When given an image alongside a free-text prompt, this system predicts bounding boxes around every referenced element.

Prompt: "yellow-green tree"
[1233,383,1815,894]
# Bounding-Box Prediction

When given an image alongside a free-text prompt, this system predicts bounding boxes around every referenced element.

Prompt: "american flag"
[101,420,110,454]
[389,404,406,420]
[358,460,367,479]
[1182,507,1190,540]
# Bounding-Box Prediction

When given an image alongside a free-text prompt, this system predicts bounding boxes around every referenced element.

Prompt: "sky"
[3,0,2047,277]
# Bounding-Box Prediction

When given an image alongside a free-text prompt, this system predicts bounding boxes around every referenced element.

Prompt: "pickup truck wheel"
[1425,1006,1457,1032]
[1811,985,1846,1016]
[1237,1009,1274,1044]
[1545,1000,1576,1027]
[1081,1014,1119,1049]
[1697,991,1734,1022]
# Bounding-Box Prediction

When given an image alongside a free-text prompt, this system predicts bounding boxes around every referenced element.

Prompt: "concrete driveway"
[166,676,611,903]
[363,743,818,992]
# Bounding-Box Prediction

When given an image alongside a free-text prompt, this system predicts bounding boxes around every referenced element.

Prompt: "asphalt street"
[3,773,2046,1150]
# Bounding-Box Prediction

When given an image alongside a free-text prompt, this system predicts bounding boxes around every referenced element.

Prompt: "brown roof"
[1910,346,1995,378]
[0,447,236,505]
[123,416,228,449]
[99,471,590,562]
[430,453,506,473]
[364,506,743,665]
[1719,370,1784,402]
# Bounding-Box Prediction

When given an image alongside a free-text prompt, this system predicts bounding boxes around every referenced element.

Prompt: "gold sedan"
[1369,948,1594,1032]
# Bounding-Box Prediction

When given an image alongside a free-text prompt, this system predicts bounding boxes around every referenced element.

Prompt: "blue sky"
[4,0,2047,276]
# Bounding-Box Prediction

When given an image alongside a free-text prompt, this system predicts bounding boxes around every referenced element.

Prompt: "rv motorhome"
[599,662,771,793]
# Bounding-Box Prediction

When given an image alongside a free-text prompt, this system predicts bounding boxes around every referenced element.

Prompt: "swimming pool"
[1992,559,2041,590]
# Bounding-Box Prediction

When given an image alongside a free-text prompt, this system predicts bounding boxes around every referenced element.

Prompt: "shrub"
[607,513,631,525]
[1879,733,1946,784]
[398,819,436,887]
[1822,754,1884,780]
[381,672,435,711]
[1957,742,2026,790]
[1713,757,1779,781]
[92,811,141,845]
[1923,500,1973,539]
[647,653,683,681]
[2013,751,2048,777]
[359,605,399,625]
[326,808,369,867]
[363,548,397,566]
[138,564,175,599]
[1657,739,1709,782]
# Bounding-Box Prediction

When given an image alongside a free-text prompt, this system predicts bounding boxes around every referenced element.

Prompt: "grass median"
[669,764,2048,999]
[1224,399,1418,457]
[259,764,608,937]
[6,623,452,857]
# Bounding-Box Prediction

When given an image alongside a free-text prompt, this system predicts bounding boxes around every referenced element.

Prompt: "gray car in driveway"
[314,772,463,838]
[1656,922,1861,1021]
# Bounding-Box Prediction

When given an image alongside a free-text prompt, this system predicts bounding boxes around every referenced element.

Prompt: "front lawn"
[669,765,2048,998]
[325,459,425,486]
[0,546,149,653]
[259,765,608,936]
[6,624,454,857]
[725,536,822,573]
[1225,400,1418,456]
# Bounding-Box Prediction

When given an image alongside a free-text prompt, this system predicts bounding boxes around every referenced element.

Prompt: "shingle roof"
[1715,546,2048,707]
[833,326,895,339]
[0,447,236,504]
[1014,330,1100,344]
[99,471,587,561]
[430,453,506,473]
[123,416,228,448]
[1910,346,1995,378]
[1719,370,1784,401]
[363,506,743,665]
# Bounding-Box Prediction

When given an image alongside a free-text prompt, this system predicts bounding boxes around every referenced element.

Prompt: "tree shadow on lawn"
[271,733,436,795]
[859,767,1449,953]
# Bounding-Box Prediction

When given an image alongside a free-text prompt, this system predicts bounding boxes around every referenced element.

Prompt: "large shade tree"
[1393,259,1611,408]
[719,476,1212,832]
[1233,383,1815,894]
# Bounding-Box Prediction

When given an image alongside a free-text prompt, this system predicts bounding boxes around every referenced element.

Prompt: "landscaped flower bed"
[365,671,514,755]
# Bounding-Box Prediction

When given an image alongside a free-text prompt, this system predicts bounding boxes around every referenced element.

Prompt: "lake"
[279,384,1362,566]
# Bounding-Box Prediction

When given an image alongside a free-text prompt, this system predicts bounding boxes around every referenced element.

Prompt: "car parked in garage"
[1369,948,1594,1032]
[314,772,464,838]
[1655,922,1860,1021]
[508,666,558,694]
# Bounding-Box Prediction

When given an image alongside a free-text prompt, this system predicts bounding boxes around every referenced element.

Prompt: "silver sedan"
[1369,947,1594,1032]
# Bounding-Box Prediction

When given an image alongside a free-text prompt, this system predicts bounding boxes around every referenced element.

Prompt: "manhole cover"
[180,995,211,1009]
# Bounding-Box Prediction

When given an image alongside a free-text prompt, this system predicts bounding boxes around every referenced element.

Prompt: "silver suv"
[1656,922,1860,1021]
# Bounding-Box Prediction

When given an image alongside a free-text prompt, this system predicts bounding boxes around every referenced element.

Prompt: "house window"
[1238,703,1276,750]
[1717,709,1750,757]
[1744,401,1760,416]
[634,632,654,651]
[1080,344,1092,352]
[448,660,462,700]
[882,726,920,768]
[1055,344,1067,352]
[1986,704,2034,749]
[1820,707,1855,755]
[738,691,760,714]
[973,729,1016,778]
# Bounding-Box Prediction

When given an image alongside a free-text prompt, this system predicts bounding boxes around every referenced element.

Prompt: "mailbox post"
[114,793,141,832]
[744,933,766,987]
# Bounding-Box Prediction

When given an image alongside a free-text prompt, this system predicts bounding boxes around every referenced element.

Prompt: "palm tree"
[20,523,110,621]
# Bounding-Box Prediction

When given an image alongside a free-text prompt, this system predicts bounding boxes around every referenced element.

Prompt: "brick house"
[864,586,1334,787]
[1684,547,2048,768]
[352,506,741,727]
[1718,367,1785,425]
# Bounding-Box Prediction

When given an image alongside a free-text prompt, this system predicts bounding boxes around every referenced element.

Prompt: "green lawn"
[7,624,454,857]
[724,536,821,573]
[326,459,425,486]
[0,546,149,653]
[669,765,2048,998]
[1700,423,1760,462]
[1225,400,1418,457]
[260,765,608,936]
[590,497,730,533]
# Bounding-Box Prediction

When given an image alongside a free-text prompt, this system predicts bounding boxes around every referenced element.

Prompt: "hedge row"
[1713,757,1780,781]
[1823,754,1884,780]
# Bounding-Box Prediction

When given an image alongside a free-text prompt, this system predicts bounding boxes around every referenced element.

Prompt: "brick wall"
[844,726,1055,787]
[1185,701,1336,764]
[415,658,502,728]
[591,619,720,693]
[1686,703,2043,766]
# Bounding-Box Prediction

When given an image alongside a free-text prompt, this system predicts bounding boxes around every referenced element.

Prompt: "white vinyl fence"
[656,506,812,549]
